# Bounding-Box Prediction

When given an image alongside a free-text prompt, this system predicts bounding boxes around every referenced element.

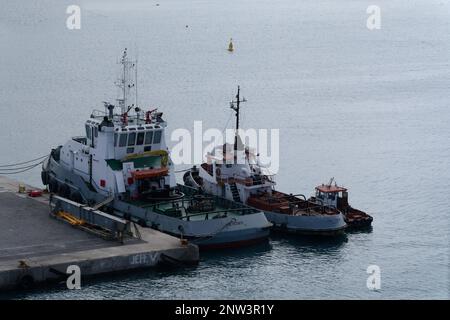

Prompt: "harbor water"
[0,0,449,299]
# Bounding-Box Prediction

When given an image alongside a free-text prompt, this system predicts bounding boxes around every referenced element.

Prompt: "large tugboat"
[309,178,373,229]
[41,50,272,249]
[184,87,347,236]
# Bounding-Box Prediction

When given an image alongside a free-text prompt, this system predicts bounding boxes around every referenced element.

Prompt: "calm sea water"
[0,0,449,299]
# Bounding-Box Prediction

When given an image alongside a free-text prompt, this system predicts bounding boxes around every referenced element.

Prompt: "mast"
[230,85,246,152]
[115,48,137,124]
[135,54,138,111]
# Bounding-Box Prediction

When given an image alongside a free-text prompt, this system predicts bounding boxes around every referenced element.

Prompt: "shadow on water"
[345,226,373,235]
[200,239,273,261]
[199,233,350,263]
[269,232,349,254]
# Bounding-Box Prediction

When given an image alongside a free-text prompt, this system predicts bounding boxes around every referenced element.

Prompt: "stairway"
[229,183,241,202]
[253,174,263,185]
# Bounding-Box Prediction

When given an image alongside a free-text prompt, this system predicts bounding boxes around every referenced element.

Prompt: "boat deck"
[125,189,258,222]
[248,191,339,216]
[155,201,245,221]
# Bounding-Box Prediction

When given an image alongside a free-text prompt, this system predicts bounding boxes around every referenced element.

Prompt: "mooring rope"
[0,154,48,167]
[0,154,48,174]
[0,162,44,174]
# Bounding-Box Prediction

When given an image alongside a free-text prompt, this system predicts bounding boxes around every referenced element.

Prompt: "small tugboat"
[184,87,347,236]
[41,50,272,249]
[309,178,373,229]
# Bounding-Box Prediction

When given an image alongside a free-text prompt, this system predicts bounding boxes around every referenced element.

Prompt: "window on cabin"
[144,146,152,152]
[119,133,127,147]
[91,127,95,146]
[153,130,162,144]
[127,147,134,154]
[114,133,118,146]
[85,125,91,139]
[94,126,98,137]
[328,193,336,200]
[128,132,136,146]
[145,131,153,145]
[136,132,145,145]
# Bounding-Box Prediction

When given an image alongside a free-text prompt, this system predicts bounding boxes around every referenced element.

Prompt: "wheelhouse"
[113,125,164,158]
[315,184,348,209]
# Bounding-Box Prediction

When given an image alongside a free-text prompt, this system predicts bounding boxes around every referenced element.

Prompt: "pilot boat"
[309,178,373,229]
[184,87,347,236]
[41,50,271,249]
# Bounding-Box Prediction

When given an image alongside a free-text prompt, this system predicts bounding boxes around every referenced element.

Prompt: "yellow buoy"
[228,38,234,52]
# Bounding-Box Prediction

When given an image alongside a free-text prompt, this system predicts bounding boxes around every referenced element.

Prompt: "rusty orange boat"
[309,178,373,229]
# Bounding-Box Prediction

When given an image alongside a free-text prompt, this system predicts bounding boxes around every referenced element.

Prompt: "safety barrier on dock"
[50,195,132,242]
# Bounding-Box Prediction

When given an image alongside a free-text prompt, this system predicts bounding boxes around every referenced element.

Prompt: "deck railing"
[139,184,259,221]
[180,207,256,221]
[217,174,271,187]
[260,193,338,214]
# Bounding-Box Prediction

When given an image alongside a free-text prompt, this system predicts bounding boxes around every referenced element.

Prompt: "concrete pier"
[0,176,199,291]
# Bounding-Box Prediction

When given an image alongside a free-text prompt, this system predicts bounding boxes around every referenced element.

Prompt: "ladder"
[91,195,114,210]
[229,183,241,202]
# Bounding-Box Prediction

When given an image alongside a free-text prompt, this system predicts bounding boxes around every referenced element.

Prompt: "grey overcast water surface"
[0,0,449,299]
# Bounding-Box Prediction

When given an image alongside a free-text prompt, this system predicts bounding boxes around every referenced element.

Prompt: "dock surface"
[0,176,199,291]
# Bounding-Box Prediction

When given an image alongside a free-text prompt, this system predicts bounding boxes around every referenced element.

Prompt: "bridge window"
[145,131,153,145]
[136,132,145,145]
[114,133,118,146]
[94,126,98,137]
[119,133,127,147]
[128,132,136,146]
[153,130,162,144]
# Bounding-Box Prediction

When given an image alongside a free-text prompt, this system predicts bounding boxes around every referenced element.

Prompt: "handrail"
[140,194,256,220]
[140,194,210,209]
[217,174,270,186]
[90,109,107,118]
[260,192,338,214]
[180,207,255,220]
[279,193,307,201]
